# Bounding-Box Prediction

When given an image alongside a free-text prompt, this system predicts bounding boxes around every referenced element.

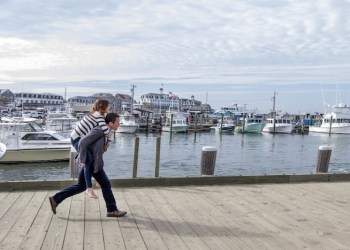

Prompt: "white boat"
[262,116,294,134]
[116,113,139,133]
[213,102,255,117]
[162,112,189,133]
[235,114,264,133]
[309,103,350,134]
[0,121,71,163]
[44,111,78,138]
[210,120,235,133]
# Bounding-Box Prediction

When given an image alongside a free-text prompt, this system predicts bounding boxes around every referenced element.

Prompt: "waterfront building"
[140,90,180,113]
[67,96,95,113]
[115,94,134,113]
[0,89,15,106]
[179,95,212,113]
[15,92,64,110]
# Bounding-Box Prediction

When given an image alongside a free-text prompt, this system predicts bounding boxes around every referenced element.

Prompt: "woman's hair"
[90,99,109,115]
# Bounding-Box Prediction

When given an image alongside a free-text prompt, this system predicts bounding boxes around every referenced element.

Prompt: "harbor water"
[1,131,350,181]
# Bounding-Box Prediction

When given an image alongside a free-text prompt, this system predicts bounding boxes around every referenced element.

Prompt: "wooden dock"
[1,181,350,249]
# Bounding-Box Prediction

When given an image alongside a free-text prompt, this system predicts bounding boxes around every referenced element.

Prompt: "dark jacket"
[79,127,105,173]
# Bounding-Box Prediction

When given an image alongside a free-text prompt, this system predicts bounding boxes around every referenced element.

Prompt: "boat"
[235,114,264,133]
[210,120,235,133]
[212,102,255,118]
[309,103,350,134]
[0,121,71,163]
[44,111,78,138]
[262,92,293,134]
[116,113,139,133]
[262,116,294,134]
[162,112,189,133]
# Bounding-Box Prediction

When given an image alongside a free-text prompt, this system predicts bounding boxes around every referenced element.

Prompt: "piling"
[315,145,332,173]
[155,137,161,177]
[132,137,140,178]
[69,148,79,178]
[200,146,217,175]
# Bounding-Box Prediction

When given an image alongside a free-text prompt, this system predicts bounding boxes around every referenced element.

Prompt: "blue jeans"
[52,167,118,212]
[72,137,93,189]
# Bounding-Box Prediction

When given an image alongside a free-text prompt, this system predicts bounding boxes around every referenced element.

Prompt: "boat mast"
[272,91,277,133]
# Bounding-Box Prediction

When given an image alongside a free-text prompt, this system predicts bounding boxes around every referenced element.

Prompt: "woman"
[70,99,111,198]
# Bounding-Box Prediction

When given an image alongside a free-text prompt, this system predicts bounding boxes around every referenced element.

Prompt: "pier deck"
[1,182,350,249]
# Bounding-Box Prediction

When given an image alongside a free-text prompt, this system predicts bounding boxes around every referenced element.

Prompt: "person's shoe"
[49,196,58,214]
[107,210,127,217]
[86,188,98,199]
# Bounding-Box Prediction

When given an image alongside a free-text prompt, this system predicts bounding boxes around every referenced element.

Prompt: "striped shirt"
[71,111,111,142]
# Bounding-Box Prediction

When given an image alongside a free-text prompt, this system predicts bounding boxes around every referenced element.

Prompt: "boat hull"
[162,125,188,133]
[0,147,71,163]
[235,123,264,133]
[262,124,294,134]
[116,125,138,134]
[309,124,350,134]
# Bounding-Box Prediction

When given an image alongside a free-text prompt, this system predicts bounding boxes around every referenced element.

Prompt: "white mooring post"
[200,146,217,175]
[69,147,79,178]
[315,145,332,173]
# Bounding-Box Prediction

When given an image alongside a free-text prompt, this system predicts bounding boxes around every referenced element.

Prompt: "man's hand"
[81,162,86,168]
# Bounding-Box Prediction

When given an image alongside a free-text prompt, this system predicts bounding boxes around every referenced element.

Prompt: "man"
[49,113,127,217]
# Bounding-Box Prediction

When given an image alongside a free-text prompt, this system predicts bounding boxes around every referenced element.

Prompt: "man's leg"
[93,169,127,217]
[49,168,87,214]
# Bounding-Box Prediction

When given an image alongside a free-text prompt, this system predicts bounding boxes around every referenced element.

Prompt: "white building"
[140,91,180,113]
[15,92,64,109]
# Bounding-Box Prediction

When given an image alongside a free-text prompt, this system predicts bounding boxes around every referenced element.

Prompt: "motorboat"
[162,112,189,133]
[210,120,235,133]
[44,111,78,138]
[116,113,139,133]
[262,116,294,134]
[309,103,350,134]
[0,121,71,163]
[235,114,264,133]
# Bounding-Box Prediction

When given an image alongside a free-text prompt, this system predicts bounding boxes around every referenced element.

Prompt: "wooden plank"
[62,192,85,250]
[122,188,168,249]
[0,192,21,220]
[18,193,55,250]
[131,188,189,250]
[114,188,147,250]
[0,192,8,203]
[158,187,233,250]
[138,188,209,250]
[0,192,33,244]
[0,191,47,249]
[218,185,304,249]
[97,189,126,250]
[181,185,282,249]
[41,196,72,250]
[262,183,350,247]
[84,192,104,250]
[226,184,348,249]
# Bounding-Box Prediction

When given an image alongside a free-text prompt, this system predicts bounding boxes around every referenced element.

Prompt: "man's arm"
[79,128,104,165]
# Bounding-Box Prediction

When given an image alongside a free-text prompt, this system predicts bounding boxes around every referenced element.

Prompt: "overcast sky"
[1,0,350,113]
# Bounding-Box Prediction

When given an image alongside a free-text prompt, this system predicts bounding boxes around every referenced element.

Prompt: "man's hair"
[105,113,119,124]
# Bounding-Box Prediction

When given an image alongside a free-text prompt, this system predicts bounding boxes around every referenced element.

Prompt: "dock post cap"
[202,146,217,151]
[318,145,332,150]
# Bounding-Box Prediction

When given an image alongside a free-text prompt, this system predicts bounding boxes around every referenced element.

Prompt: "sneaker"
[107,210,127,217]
[86,188,98,199]
[49,196,58,214]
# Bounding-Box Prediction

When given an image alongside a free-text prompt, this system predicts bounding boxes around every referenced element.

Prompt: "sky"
[1,0,350,114]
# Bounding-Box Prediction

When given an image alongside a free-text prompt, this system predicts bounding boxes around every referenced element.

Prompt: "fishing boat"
[262,116,294,134]
[116,113,139,133]
[0,121,71,163]
[210,120,235,133]
[44,111,78,138]
[235,114,264,133]
[262,92,293,134]
[162,112,189,133]
[309,103,350,134]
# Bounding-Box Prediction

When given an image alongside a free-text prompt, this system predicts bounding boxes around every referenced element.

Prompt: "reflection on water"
[1,132,350,181]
